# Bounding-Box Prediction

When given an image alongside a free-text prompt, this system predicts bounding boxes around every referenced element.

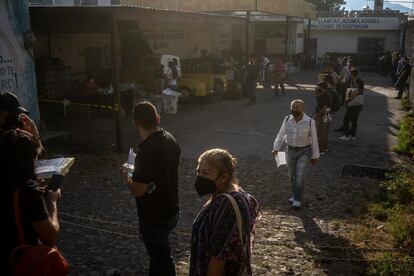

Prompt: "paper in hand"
[274,152,287,167]
[123,148,136,177]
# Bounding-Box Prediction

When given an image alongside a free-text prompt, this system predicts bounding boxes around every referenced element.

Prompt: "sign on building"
[311,17,401,30]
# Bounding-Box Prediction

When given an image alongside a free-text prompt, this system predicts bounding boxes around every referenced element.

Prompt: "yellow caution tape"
[39,99,121,112]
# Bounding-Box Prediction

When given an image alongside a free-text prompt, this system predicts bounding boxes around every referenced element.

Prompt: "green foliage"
[368,253,414,276]
[378,172,414,209]
[368,203,388,221]
[372,172,414,252]
[387,206,414,250]
[306,0,346,11]
[395,114,414,158]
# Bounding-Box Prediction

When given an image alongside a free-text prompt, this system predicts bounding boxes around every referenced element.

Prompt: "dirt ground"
[43,71,406,275]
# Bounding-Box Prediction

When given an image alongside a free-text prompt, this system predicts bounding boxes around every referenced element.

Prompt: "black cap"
[0,92,29,115]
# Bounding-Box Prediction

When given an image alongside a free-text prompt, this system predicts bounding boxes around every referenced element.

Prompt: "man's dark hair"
[133,102,158,130]
[323,75,334,86]
[318,81,328,90]
[355,78,364,91]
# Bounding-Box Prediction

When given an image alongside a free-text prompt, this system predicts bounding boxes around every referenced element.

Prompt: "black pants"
[343,105,363,137]
[139,214,179,276]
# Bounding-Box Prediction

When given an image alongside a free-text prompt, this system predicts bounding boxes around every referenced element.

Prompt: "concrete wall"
[405,23,414,106]
[34,16,243,77]
[310,30,401,58]
[251,21,303,55]
[0,0,40,122]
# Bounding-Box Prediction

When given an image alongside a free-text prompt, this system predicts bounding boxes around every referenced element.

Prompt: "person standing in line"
[121,102,181,276]
[323,75,341,114]
[190,149,260,276]
[314,82,332,153]
[336,70,365,141]
[272,100,320,208]
[0,92,62,275]
[391,52,401,84]
[246,56,259,105]
[166,61,179,91]
[274,59,287,96]
[394,57,411,100]
[338,59,349,104]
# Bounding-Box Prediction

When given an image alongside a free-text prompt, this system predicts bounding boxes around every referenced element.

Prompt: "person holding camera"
[0,92,62,275]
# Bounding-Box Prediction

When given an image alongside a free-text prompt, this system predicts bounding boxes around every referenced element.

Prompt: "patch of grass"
[368,253,414,276]
[368,203,388,221]
[395,113,414,158]
[370,171,414,252]
[387,206,414,250]
[378,172,414,209]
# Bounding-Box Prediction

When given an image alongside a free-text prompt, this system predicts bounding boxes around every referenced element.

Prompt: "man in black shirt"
[121,101,181,276]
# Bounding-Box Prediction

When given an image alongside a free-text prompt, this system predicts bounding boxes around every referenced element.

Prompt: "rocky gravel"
[51,148,381,276]
[45,72,403,275]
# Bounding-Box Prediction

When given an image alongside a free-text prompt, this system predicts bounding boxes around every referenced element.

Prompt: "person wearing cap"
[0,92,61,275]
[0,92,45,157]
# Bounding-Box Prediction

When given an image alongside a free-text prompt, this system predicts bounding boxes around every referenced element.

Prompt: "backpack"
[10,190,69,276]
[329,89,341,112]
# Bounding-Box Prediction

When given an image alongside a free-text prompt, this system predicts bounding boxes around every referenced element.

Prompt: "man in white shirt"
[272,100,320,208]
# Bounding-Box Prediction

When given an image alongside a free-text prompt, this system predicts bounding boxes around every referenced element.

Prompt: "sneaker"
[292,201,302,208]
[339,135,350,141]
[289,197,295,204]
[351,136,356,141]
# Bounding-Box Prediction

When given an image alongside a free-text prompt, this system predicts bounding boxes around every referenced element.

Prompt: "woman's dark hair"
[0,129,37,190]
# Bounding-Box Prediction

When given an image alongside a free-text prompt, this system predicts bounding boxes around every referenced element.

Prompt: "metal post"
[285,16,290,61]
[245,10,251,62]
[110,14,124,152]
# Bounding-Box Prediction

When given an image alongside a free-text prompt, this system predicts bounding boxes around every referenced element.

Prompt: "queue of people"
[0,93,261,276]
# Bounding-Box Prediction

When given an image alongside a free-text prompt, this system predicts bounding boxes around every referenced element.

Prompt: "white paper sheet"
[35,158,65,175]
[35,157,75,179]
[275,152,287,167]
[127,148,136,165]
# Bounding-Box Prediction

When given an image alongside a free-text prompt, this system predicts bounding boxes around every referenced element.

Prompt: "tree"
[306,0,346,11]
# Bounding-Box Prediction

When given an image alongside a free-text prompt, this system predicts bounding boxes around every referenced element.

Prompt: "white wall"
[0,0,40,122]
[311,30,401,58]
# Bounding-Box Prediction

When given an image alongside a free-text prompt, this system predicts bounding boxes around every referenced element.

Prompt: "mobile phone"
[47,174,64,192]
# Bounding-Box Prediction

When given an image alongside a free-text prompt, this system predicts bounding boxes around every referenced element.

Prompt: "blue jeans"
[139,214,179,276]
[286,146,311,202]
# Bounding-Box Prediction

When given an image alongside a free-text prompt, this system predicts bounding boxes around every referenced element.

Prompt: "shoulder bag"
[220,193,248,276]
[10,189,69,276]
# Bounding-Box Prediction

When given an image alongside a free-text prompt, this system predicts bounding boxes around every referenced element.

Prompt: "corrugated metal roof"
[28,3,245,19]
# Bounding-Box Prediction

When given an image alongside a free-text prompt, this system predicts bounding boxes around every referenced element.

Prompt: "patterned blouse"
[190,190,260,276]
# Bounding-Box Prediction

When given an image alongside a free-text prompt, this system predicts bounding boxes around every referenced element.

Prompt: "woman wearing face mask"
[190,149,260,276]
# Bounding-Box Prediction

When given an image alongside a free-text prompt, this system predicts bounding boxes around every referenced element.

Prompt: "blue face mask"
[194,176,218,196]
